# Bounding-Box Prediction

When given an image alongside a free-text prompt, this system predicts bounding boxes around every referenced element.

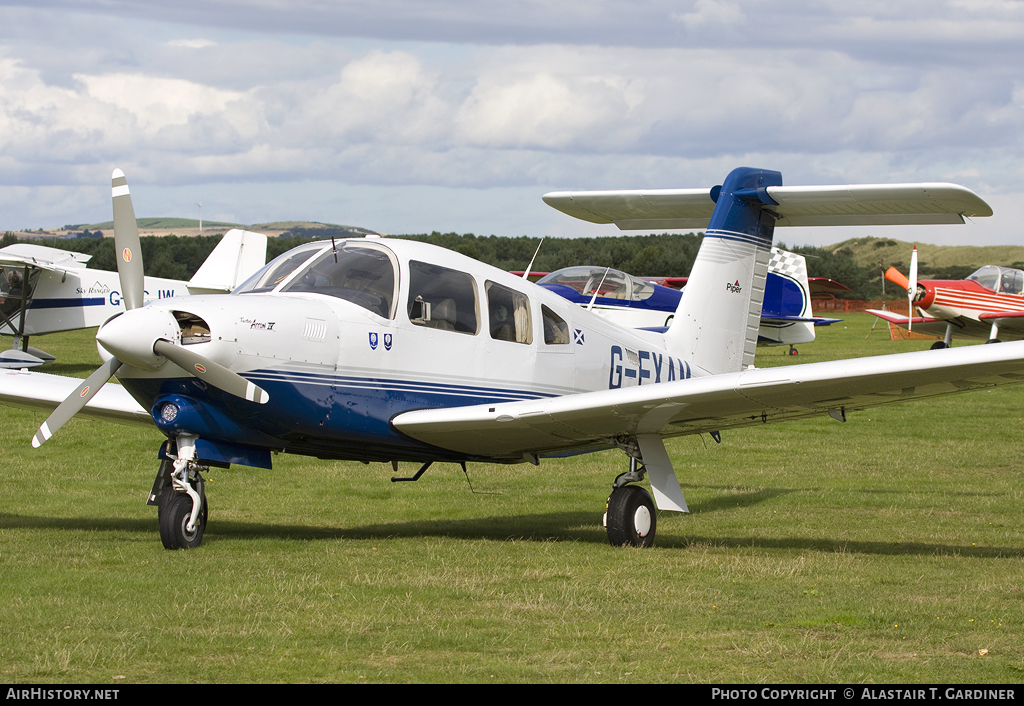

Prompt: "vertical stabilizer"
[187,229,268,295]
[665,167,781,374]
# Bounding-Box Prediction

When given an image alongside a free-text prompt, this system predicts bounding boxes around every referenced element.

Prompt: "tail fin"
[758,248,816,346]
[664,167,781,375]
[187,229,268,295]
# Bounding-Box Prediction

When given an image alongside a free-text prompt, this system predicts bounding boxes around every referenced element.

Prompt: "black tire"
[159,493,206,550]
[930,341,947,350]
[605,485,656,547]
[986,339,1001,344]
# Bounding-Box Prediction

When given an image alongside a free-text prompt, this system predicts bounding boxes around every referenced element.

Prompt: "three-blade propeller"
[32,170,268,448]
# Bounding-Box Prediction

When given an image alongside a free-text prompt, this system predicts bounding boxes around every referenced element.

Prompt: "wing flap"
[393,342,1024,458]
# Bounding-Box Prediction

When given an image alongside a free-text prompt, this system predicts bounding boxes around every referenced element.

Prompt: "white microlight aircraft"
[2,167,1020,551]
[0,230,268,368]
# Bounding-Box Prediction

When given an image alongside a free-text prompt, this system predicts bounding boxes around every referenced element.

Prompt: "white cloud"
[671,0,745,28]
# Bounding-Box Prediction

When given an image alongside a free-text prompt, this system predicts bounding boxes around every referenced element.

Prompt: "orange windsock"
[885,267,910,291]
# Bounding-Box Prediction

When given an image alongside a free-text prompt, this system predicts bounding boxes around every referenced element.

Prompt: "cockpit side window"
[407,261,479,334]
[282,243,398,318]
[485,281,532,344]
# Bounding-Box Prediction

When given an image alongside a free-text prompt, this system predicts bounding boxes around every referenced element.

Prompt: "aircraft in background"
[866,246,1024,348]
[0,230,267,368]
[529,247,848,354]
[3,167,1020,552]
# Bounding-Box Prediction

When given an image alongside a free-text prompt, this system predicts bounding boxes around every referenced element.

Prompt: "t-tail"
[664,167,782,375]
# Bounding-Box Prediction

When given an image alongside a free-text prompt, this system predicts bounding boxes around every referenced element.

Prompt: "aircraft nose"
[96,307,180,370]
[914,282,935,309]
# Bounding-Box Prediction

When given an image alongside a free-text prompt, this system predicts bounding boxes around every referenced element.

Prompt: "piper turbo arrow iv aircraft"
[3,166,1020,551]
[866,246,1024,348]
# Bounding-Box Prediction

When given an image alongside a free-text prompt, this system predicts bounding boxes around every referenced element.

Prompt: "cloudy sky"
[2,0,1023,248]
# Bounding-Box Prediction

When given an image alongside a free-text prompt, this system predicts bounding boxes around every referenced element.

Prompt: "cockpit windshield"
[234,240,398,319]
[537,266,655,301]
[967,265,1024,295]
[233,242,325,295]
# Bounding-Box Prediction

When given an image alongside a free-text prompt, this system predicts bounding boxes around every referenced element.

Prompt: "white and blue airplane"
[1,167,1018,551]
[533,247,844,353]
[0,230,268,368]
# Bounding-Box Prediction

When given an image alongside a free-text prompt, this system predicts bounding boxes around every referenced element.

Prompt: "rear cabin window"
[485,281,532,344]
[407,261,479,334]
[542,305,570,345]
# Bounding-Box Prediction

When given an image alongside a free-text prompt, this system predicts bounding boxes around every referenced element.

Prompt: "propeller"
[907,246,918,331]
[883,246,924,329]
[31,170,268,448]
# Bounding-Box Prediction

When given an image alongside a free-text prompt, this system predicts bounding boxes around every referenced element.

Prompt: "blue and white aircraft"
[534,247,843,353]
[1,167,1019,550]
[0,230,267,368]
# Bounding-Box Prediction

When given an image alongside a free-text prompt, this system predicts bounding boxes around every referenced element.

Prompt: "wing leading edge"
[393,342,1024,459]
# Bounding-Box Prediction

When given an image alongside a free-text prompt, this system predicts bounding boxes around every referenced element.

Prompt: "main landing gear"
[149,436,209,550]
[603,457,657,547]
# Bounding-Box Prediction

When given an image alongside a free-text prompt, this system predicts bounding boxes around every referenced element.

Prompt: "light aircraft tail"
[664,167,781,375]
[544,167,992,375]
[187,229,268,295]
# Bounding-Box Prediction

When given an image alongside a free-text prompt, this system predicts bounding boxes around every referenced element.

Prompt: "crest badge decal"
[369,332,378,350]
[383,333,392,351]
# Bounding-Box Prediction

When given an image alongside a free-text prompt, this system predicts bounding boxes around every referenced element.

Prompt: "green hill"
[822,236,1024,273]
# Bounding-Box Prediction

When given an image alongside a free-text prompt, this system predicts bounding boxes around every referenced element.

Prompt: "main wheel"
[605,485,656,547]
[159,492,206,550]
[930,341,947,350]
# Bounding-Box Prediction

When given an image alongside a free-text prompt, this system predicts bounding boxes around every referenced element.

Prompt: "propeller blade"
[908,246,918,331]
[111,169,145,311]
[153,339,269,404]
[32,357,123,448]
[884,266,910,290]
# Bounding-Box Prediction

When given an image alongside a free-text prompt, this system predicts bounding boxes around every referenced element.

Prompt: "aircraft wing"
[978,311,1024,337]
[0,244,92,273]
[808,277,852,297]
[864,309,953,338]
[392,342,1024,459]
[0,369,150,426]
[543,183,992,230]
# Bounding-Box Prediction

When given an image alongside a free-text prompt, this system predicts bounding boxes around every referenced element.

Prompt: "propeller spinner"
[31,170,268,448]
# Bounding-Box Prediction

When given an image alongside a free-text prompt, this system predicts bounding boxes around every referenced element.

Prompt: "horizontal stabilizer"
[543,182,993,230]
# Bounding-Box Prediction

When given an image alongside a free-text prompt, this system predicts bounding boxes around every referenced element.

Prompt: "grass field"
[1,314,1022,683]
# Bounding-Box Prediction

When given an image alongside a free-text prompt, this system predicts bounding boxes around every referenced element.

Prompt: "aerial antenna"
[522,237,545,280]
[586,267,611,312]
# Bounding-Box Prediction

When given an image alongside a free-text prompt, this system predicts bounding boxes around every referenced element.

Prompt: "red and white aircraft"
[867,247,1024,348]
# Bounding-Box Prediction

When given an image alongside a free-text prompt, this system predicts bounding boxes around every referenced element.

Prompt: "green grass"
[1,315,1022,683]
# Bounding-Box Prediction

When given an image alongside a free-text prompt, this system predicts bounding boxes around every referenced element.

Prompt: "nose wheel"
[159,491,207,550]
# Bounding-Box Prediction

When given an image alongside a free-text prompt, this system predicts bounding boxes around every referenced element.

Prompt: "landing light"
[160,403,179,423]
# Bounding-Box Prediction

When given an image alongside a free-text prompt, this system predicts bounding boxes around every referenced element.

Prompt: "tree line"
[0,229,980,301]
